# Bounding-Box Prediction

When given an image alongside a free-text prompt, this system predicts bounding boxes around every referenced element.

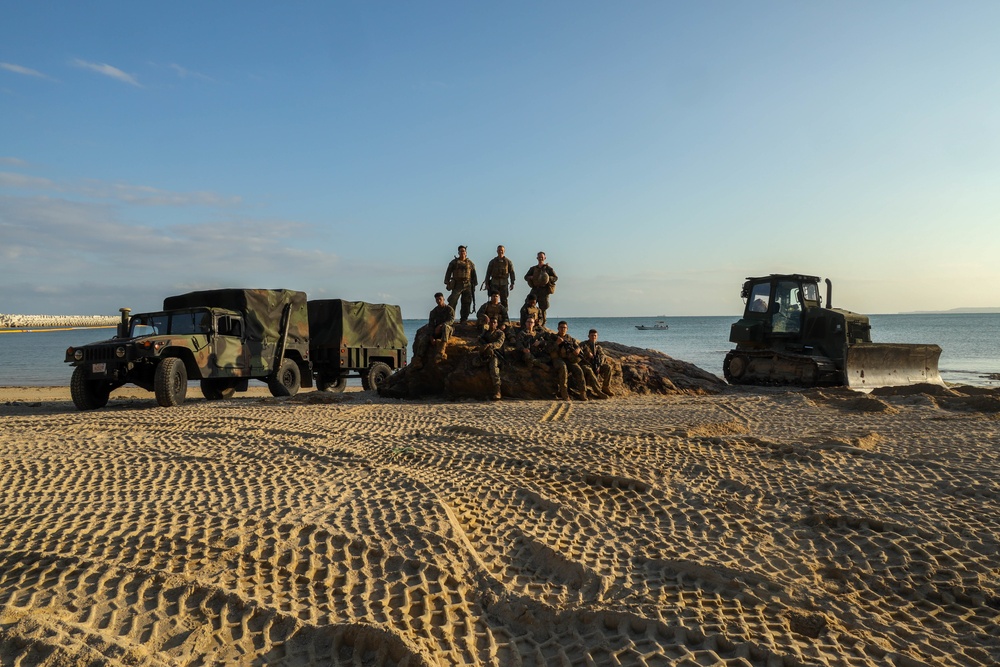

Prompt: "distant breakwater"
[0,314,119,329]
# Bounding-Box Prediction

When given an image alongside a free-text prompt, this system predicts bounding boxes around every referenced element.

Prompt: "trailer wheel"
[155,358,188,407]
[268,358,301,397]
[317,374,348,393]
[362,362,392,391]
[70,365,111,410]
[201,378,237,400]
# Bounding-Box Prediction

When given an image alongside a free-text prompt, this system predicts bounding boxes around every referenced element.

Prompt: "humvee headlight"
[116,346,126,358]
[73,349,84,361]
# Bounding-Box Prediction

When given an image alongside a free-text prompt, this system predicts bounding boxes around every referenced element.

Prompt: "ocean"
[2,313,998,388]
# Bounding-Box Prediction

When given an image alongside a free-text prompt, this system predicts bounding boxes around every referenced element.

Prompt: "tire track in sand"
[539,401,572,422]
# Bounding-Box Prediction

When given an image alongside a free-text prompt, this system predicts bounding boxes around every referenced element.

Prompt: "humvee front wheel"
[201,378,237,400]
[268,359,301,397]
[155,358,188,407]
[362,362,392,391]
[70,365,111,410]
[317,374,348,393]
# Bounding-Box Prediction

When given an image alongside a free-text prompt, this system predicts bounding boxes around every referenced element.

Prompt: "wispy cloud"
[168,63,213,82]
[0,171,240,207]
[0,194,338,313]
[71,58,140,86]
[0,157,30,167]
[0,172,55,189]
[0,62,55,81]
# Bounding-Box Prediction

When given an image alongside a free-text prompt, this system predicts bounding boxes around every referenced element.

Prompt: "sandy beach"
[1,384,998,666]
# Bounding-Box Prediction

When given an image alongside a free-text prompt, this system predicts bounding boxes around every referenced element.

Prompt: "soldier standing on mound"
[483,245,516,309]
[524,251,557,329]
[444,245,478,325]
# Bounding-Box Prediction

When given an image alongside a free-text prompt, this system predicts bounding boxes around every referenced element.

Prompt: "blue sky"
[3,1,999,319]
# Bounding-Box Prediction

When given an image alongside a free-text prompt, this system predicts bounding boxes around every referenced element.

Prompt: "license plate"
[92,363,107,374]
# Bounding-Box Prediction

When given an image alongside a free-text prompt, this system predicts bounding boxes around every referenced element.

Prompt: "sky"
[2,1,999,319]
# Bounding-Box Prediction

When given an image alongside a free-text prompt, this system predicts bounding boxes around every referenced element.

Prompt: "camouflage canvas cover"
[162,289,309,346]
[308,300,406,349]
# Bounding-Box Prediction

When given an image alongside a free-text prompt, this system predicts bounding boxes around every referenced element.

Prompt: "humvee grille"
[81,346,118,362]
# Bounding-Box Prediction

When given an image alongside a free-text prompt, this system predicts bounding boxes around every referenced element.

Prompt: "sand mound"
[379,326,726,400]
[870,382,959,398]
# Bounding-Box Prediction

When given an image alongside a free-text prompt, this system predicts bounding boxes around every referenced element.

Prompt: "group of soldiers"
[412,245,614,401]
[443,244,557,328]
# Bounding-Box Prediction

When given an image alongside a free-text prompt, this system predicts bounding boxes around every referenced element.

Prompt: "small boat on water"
[635,321,668,330]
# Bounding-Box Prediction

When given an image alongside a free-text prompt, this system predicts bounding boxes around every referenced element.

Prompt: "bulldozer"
[723,274,943,389]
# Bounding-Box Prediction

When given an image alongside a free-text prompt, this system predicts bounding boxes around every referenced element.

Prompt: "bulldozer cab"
[742,275,821,336]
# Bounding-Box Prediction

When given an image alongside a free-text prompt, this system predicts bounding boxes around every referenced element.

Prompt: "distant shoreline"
[0,314,119,329]
[896,308,1000,315]
[1,325,117,334]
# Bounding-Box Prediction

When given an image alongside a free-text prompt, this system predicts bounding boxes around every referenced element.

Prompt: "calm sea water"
[2,313,998,387]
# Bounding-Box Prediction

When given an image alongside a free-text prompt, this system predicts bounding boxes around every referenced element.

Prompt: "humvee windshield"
[130,309,213,337]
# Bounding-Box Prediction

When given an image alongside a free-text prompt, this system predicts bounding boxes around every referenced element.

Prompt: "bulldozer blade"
[844,343,944,389]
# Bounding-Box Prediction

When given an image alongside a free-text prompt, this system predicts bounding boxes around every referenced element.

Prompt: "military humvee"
[65,289,310,410]
[308,299,407,392]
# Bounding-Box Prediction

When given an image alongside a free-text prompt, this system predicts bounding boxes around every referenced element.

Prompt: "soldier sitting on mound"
[579,328,613,397]
[520,293,542,329]
[546,320,588,401]
[507,315,548,369]
[476,317,505,401]
[412,292,455,369]
[476,292,510,331]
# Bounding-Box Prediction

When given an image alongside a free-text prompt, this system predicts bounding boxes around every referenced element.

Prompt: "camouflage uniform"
[478,326,506,400]
[444,252,478,323]
[519,300,542,329]
[524,262,557,328]
[413,303,455,365]
[545,330,586,400]
[484,254,515,309]
[580,338,613,395]
[476,299,510,330]
[508,325,547,368]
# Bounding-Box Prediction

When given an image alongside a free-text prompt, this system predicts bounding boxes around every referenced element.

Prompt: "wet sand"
[1,384,998,666]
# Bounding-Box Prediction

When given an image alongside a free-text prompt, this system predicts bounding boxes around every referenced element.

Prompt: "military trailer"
[308,299,407,392]
[65,288,311,410]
